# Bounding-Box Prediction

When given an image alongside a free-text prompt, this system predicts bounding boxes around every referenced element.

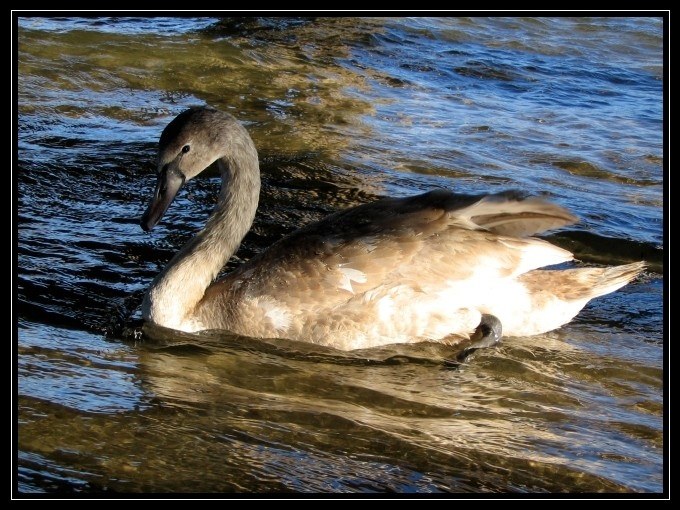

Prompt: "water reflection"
[17,314,662,492]
[17,16,663,493]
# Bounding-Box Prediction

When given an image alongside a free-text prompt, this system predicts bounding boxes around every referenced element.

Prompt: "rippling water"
[16,16,664,494]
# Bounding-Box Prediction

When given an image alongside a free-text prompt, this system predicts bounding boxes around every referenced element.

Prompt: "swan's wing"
[208,190,574,309]
[461,190,578,237]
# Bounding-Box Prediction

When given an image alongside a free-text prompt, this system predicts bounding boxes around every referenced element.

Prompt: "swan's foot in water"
[456,314,503,362]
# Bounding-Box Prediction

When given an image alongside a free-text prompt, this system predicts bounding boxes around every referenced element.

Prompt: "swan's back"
[194,189,622,349]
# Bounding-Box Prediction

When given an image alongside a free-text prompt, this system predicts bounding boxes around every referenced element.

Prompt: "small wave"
[545,230,663,274]
[552,160,659,186]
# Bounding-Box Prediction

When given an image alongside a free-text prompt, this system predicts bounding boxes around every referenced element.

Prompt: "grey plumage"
[140,107,645,350]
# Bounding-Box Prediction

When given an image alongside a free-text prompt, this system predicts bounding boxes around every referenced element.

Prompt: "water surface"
[17,16,664,494]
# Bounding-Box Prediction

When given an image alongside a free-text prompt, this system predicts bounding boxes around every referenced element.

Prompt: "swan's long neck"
[142,151,260,332]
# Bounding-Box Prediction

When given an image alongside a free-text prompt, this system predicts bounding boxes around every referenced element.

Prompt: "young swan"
[140,107,644,351]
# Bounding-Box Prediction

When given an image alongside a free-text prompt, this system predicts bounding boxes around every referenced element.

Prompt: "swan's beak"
[140,166,186,232]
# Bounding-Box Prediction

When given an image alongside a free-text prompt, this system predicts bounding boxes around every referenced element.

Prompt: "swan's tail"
[519,261,646,303]
[584,261,646,299]
[511,261,646,336]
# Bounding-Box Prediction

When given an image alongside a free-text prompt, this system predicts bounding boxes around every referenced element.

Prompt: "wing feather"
[202,189,576,321]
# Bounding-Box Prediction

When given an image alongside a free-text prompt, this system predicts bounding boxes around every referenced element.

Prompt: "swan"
[139,106,644,351]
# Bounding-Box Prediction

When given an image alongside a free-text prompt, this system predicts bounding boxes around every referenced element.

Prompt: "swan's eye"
[182,145,191,154]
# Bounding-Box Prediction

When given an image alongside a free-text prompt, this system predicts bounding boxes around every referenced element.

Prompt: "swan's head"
[140,106,248,231]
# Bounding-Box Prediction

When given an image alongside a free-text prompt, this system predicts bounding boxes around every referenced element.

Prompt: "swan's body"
[140,107,644,351]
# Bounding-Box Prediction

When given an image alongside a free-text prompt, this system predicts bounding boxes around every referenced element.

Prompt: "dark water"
[17,17,664,494]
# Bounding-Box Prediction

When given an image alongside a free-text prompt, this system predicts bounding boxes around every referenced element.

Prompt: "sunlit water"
[17,17,664,493]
